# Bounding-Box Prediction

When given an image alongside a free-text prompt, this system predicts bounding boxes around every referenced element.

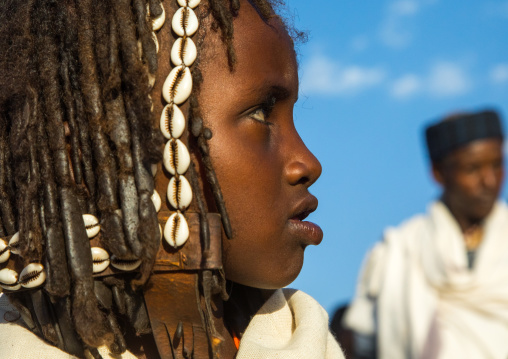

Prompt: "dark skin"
[197,2,323,352]
[147,2,323,356]
[432,138,504,232]
[199,1,322,291]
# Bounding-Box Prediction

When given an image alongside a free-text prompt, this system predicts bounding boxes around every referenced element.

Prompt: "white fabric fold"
[238,288,344,359]
[345,201,508,359]
[0,288,343,358]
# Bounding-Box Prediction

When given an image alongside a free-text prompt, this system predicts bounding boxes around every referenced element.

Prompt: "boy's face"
[198,1,323,289]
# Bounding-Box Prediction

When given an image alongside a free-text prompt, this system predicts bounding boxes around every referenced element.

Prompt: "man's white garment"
[0,288,343,358]
[344,201,508,359]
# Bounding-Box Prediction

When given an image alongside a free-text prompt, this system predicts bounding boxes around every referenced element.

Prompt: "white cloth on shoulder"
[0,288,343,358]
[238,288,344,359]
[344,201,508,359]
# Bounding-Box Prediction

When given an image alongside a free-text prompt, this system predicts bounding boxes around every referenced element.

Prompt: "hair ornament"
[160,104,186,140]
[167,176,193,211]
[152,32,160,53]
[162,65,193,105]
[172,7,199,37]
[19,263,46,289]
[163,212,190,247]
[0,232,47,291]
[177,0,201,8]
[0,268,20,291]
[159,0,203,248]
[163,138,191,175]
[0,239,10,263]
[83,214,100,239]
[151,4,166,31]
[171,37,197,66]
[91,247,110,274]
[151,189,162,213]
[7,232,20,255]
[110,256,142,271]
[64,1,171,277]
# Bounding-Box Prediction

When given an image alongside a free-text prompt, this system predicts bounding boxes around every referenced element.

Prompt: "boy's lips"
[288,195,323,246]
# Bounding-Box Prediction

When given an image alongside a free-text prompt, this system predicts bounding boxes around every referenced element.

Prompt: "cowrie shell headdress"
[159,0,201,249]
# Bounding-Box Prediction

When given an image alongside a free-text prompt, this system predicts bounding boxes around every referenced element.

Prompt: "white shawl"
[238,288,344,359]
[0,288,343,358]
[345,201,508,359]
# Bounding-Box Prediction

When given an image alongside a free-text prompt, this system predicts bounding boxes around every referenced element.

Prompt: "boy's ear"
[431,163,445,185]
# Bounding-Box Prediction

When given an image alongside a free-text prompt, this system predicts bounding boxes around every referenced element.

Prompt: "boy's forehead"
[200,1,292,65]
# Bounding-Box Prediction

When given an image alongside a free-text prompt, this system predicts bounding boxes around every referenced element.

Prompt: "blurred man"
[344,110,507,359]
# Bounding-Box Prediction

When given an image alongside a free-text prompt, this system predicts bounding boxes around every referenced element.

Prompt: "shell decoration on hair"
[0,1,195,289]
[73,1,171,276]
[159,0,201,248]
[0,232,47,292]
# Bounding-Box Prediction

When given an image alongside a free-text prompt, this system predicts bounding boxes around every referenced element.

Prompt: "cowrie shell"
[167,175,193,210]
[162,65,192,105]
[163,139,191,175]
[0,268,20,291]
[152,4,166,31]
[19,263,46,289]
[151,163,158,177]
[8,232,20,255]
[83,214,100,238]
[110,256,142,272]
[151,189,162,213]
[172,7,199,37]
[160,104,186,140]
[0,239,10,263]
[177,0,201,9]
[164,212,190,248]
[151,32,159,53]
[91,247,110,274]
[148,74,156,92]
[148,94,154,113]
[171,37,197,67]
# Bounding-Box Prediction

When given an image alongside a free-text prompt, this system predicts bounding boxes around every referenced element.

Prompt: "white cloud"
[300,55,386,96]
[490,64,508,84]
[390,62,472,100]
[351,35,369,52]
[391,74,422,98]
[379,0,437,48]
[427,62,472,96]
[391,0,420,16]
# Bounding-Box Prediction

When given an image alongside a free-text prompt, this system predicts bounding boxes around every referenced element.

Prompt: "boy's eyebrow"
[248,84,294,102]
[270,85,292,100]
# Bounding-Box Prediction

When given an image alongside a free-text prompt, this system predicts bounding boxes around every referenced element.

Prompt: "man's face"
[433,138,504,222]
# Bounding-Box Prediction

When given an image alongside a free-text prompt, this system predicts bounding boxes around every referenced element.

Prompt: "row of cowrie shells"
[82,200,161,274]
[0,234,47,290]
[0,263,46,291]
[158,0,201,248]
[91,247,142,274]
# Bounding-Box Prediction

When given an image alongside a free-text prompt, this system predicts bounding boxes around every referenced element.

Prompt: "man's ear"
[432,162,445,185]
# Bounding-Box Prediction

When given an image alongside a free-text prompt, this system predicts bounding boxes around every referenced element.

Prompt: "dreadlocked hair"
[0,0,291,357]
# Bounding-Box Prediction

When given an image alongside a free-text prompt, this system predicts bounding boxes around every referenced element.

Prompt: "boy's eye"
[249,108,268,123]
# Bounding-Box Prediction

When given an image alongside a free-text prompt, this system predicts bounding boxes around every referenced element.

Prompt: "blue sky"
[286,0,508,314]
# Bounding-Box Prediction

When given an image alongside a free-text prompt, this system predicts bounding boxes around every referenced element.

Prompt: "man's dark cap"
[425,110,504,162]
